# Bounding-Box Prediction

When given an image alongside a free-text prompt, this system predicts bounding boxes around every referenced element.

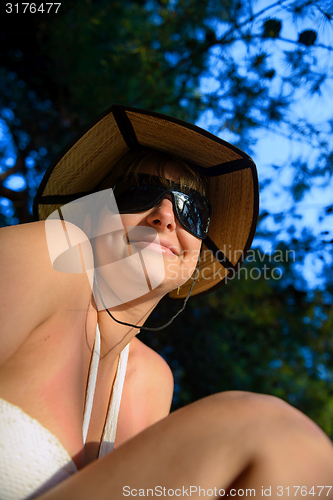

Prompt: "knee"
[180,390,333,480]
[202,390,332,447]
[202,389,291,418]
[217,391,333,465]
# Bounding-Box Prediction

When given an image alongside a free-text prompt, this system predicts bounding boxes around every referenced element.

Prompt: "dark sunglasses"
[111,174,211,239]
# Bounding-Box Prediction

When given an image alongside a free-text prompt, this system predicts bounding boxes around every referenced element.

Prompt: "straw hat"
[33,104,259,299]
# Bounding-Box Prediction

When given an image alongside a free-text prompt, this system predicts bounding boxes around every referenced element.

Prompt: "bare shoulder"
[0,221,93,364]
[115,337,174,446]
[128,337,174,401]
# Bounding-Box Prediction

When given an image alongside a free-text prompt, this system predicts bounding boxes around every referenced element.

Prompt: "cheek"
[181,230,202,253]
[92,211,136,266]
[94,232,127,267]
[179,233,202,269]
[119,213,146,228]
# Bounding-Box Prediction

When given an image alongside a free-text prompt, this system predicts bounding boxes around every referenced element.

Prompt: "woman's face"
[92,160,202,307]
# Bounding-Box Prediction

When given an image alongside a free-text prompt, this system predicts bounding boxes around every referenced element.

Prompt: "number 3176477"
[5,3,61,14]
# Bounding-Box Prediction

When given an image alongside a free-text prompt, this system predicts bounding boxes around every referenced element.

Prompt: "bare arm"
[0,221,92,364]
[38,391,333,500]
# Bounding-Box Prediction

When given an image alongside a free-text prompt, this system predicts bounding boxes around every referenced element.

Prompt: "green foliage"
[141,248,333,437]
[1,0,332,222]
[1,0,333,435]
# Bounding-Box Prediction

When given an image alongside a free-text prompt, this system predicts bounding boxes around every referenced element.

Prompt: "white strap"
[82,324,131,454]
[82,324,101,444]
[99,342,130,457]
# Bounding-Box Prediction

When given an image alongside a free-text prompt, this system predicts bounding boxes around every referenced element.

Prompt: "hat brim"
[34,104,259,299]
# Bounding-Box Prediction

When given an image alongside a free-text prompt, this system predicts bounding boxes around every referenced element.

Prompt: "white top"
[0,325,130,500]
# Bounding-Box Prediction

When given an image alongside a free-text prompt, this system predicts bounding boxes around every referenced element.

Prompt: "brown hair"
[88,148,209,236]
[97,148,208,195]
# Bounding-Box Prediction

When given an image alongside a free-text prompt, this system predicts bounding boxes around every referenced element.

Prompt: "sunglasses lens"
[173,192,210,238]
[113,176,210,239]
[114,183,163,212]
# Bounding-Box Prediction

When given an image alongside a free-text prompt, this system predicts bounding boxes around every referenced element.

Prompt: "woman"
[0,105,332,499]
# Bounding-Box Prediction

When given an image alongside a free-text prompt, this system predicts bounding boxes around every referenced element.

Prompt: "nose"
[146,196,177,232]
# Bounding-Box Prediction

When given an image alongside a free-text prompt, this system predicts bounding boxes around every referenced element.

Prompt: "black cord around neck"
[94,253,201,331]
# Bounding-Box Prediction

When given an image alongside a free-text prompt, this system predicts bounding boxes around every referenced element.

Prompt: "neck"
[92,289,161,360]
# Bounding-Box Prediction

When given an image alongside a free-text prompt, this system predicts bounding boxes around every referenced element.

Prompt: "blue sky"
[196,0,333,288]
[1,0,332,287]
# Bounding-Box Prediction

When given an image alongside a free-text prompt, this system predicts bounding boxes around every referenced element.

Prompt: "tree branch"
[0,186,26,202]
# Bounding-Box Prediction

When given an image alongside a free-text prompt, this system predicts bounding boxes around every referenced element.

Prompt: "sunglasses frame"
[111,174,211,239]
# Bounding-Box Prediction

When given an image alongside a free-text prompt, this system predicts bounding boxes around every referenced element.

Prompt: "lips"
[125,226,180,256]
[157,238,179,256]
[130,237,179,256]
